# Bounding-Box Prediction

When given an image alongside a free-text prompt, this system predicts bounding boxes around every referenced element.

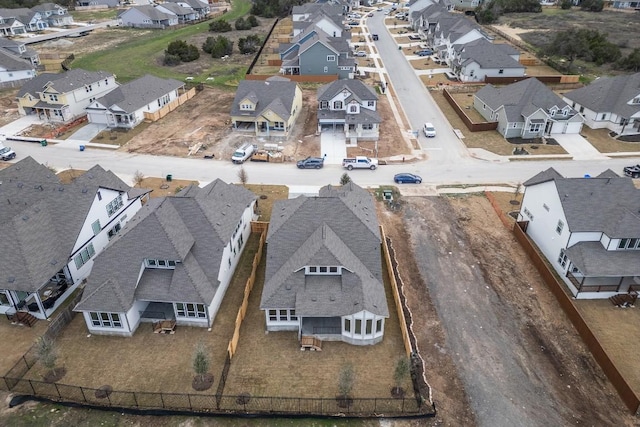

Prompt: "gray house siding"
[299,43,339,76]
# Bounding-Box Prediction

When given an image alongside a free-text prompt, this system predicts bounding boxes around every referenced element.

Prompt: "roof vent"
[17,183,23,188]
[7,277,15,283]
[50,259,57,266]
[329,295,335,301]
[22,215,29,221]
[311,297,316,301]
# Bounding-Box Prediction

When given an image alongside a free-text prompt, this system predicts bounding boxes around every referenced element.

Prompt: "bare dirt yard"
[378,194,637,426]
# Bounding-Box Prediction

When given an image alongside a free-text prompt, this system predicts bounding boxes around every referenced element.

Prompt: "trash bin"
[40,139,47,147]
[166,174,172,182]
[79,145,85,152]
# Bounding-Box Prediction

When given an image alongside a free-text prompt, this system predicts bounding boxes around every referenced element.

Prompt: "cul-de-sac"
[0,0,639,425]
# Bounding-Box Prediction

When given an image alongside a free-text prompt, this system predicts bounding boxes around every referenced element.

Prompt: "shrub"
[235,17,252,30]
[165,40,200,64]
[205,36,233,58]
[238,34,261,54]
[247,15,259,27]
[209,19,232,32]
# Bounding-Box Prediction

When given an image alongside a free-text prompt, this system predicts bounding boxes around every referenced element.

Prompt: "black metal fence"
[1,376,431,416]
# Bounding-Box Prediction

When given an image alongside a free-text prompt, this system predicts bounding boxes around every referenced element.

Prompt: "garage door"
[564,122,582,134]
[550,121,564,134]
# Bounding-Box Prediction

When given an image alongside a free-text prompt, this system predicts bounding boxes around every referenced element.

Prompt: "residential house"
[292,4,344,38]
[0,16,27,36]
[0,38,40,66]
[316,79,381,142]
[16,68,117,123]
[280,30,355,79]
[451,38,525,82]
[0,157,149,322]
[260,182,389,346]
[429,14,487,64]
[117,5,179,28]
[32,3,74,27]
[474,78,583,139]
[76,0,120,7]
[562,72,640,136]
[165,0,211,19]
[0,49,36,86]
[155,2,197,23]
[74,179,257,336]
[86,74,185,129]
[0,8,46,32]
[609,0,640,8]
[230,77,302,137]
[518,168,640,299]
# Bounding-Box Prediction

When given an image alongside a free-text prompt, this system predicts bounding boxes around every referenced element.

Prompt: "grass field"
[71,0,252,84]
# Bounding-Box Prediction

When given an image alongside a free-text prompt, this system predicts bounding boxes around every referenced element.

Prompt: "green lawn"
[70,0,252,84]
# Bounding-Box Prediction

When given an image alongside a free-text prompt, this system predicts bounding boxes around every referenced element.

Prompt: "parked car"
[231,142,256,164]
[423,122,436,137]
[372,34,379,41]
[347,21,359,26]
[297,156,324,169]
[414,49,433,56]
[623,164,640,178]
[342,156,378,170]
[408,35,421,41]
[355,50,367,57]
[376,7,383,11]
[367,12,374,17]
[394,173,422,184]
[0,145,16,161]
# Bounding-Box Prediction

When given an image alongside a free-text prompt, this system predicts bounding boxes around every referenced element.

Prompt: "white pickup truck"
[342,156,378,170]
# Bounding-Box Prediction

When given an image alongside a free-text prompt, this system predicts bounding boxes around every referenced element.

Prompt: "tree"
[209,19,232,32]
[545,28,590,72]
[35,336,58,372]
[235,17,251,30]
[237,166,248,185]
[192,341,210,383]
[133,170,145,187]
[338,363,355,398]
[164,40,200,65]
[560,0,572,8]
[580,0,604,11]
[247,15,259,27]
[205,36,233,58]
[618,48,640,72]
[238,35,261,54]
[392,357,410,397]
[340,173,351,185]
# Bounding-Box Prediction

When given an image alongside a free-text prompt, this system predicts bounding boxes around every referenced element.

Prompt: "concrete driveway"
[320,130,347,164]
[68,123,107,141]
[551,134,608,160]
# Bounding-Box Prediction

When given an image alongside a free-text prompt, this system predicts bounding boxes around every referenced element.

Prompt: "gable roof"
[0,48,35,72]
[455,38,523,70]
[90,74,183,114]
[74,179,256,313]
[119,4,176,20]
[261,183,388,317]
[230,78,299,120]
[524,168,640,237]
[563,72,640,119]
[317,79,378,102]
[18,69,114,97]
[0,157,134,292]
[475,78,575,122]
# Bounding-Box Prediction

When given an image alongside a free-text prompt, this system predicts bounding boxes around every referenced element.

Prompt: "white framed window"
[618,238,640,250]
[320,101,328,109]
[267,308,296,322]
[529,123,542,133]
[498,69,504,74]
[367,101,375,107]
[107,222,121,239]
[376,319,382,333]
[306,266,341,275]
[273,121,284,130]
[145,259,177,269]
[106,194,124,217]
[557,249,568,268]
[333,101,342,110]
[349,104,358,113]
[48,94,58,102]
[362,123,373,130]
[176,303,206,318]
[91,219,101,235]
[556,220,564,235]
[523,207,534,221]
[344,318,351,332]
[327,55,336,62]
[632,96,640,105]
[90,312,123,328]
[355,319,362,334]
[323,66,328,73]
[74,243,95,269]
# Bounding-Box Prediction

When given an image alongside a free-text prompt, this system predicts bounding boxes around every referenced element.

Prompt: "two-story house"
[74,179,257,337]
[230,77,303,137]
[0,47,36,86]
[474,78,583,139]
[16,68,117,123]
[317,79,380,143]
[280,30,355,79]
[86,74,185,129]
[292,3,344,38]
[518,168,640,299]
[562,72,640,137]
[32,3,74,27]
[165,0,211,19]
[260,182,389,346]
[0,157,149,324]
[0,38,40,67]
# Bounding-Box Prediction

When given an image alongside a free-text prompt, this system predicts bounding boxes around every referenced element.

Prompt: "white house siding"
[264,310,299,331]
[460,63,524,83]
[567,231,602,247]
[519,181,571,281]
[341,310,385,345]
[66,77,116,118]
[0,68,35,83]
[562,97,636,135]
[86,106,109,125]
[450,30,485,47]
[119,9,154,26]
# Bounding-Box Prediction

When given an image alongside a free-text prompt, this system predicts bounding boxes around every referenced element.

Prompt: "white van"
[231,143,256,164]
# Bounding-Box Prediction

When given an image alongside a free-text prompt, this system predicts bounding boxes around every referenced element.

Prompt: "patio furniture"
[153,319,176,334]
[300,336,322,351]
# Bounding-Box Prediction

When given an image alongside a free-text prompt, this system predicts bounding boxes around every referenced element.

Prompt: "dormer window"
[306,266,341,275]
[618,238,640,250]
[631,96,640,105]
[145,259,178,269]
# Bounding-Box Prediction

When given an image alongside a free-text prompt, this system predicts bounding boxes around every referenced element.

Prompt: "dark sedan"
[297,157,324,169]
[394,173,422,184]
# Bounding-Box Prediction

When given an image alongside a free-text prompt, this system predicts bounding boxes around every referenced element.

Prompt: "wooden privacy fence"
[380,226,413,358]
[485,192,515,229]
[442,89,498,132]
[143,88,196,122]
[227,229,267,358]
[245,74,339,83]
[512,222,640,414]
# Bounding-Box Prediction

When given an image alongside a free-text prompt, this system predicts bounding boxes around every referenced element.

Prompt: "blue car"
[414,49,433,56]
[394,173,422,184]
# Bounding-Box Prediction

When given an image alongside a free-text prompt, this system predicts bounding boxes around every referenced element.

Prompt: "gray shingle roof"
[0,157,133,292]
[317,79,377,103]
[17,72,63,98]
[475,78,576,122]
[121,4,176,20]
[74,179,256,313]
[524,168,640,237]
[565,241,640,277]
[261,183,388,318]
[455,38,523,70]
[563,72,640,120]
[90,74,184,114]
[230,79,299,121]
[18,69,113,97]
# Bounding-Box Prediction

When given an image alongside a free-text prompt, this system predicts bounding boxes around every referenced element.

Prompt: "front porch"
[567,271,640,297]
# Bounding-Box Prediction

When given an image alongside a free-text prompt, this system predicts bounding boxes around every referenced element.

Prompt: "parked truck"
[342,156,378,170]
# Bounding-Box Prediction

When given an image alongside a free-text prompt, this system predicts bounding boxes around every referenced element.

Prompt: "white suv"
[423,122,436,137]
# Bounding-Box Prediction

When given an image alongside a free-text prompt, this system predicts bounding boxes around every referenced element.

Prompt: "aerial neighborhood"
[1,0,640,423]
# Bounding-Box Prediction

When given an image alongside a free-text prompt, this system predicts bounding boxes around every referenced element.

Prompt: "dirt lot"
[377,194,636,426]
